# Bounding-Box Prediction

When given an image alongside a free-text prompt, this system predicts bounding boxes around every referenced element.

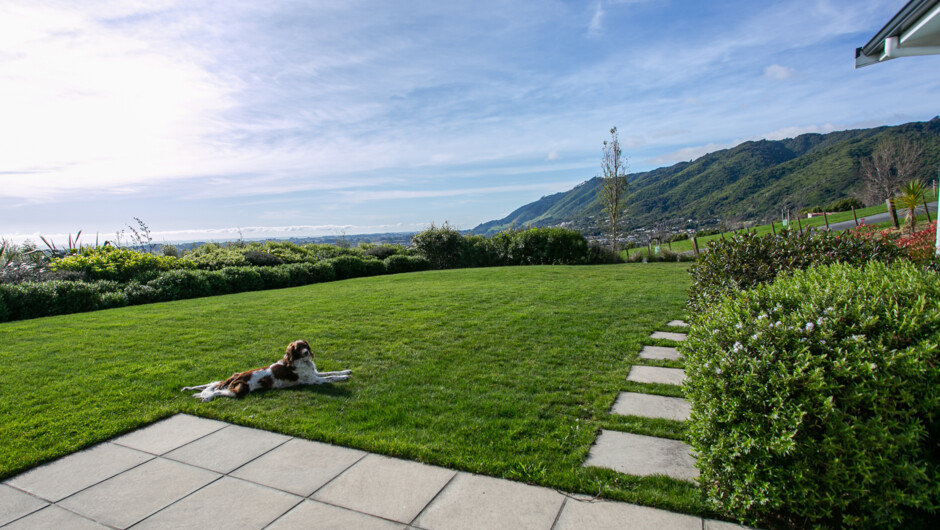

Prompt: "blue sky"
[1,0,938,244]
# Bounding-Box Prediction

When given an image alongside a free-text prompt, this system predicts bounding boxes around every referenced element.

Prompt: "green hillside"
[472,119,940,234]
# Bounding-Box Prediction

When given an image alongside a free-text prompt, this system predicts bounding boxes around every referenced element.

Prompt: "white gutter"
[881,36,940,61]
[856,0,940,67]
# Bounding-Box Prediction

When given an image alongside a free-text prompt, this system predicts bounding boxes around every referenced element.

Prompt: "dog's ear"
[284,341,298,366]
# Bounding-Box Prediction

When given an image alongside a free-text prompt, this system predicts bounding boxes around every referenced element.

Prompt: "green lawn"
[0,264,703,515]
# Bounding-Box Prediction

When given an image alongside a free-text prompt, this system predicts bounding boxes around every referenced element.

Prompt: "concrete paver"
[4,443,152,502]
[584,430,699,481]
[164,424,290,473]
[0,484,47,526]
[267,500,405,529]
[637,345,682,361]
[413,472,564,530]
[133,476,302,529]
[554,498,701,530]
[313,454,456,523]
[112,414,227,455]
[610,392,690,422]
[230,438,366,497]
[626,365,686,386]
[667,320,689,327]
[58,457,219,528]
[3,505,106,529]
[649,331,687,341]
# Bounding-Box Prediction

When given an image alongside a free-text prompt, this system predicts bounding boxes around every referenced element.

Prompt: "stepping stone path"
[638,345,682,361]
[585,320,700,482]
[626,366,685,385]
[610,392,690,422]
[649,331,687,341]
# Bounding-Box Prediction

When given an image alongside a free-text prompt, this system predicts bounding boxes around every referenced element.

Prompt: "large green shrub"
[687,230,906,316]
[411,222,468,269]
[683,262,940,528]
[486,228,589,265]
[51,246,195,282]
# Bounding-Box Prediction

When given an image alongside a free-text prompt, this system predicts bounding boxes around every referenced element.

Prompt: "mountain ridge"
[471,119,940,235]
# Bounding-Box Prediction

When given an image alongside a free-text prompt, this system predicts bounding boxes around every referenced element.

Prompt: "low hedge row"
[686,230,907,316]
[410,224,616,269]
[682,261,940,528]
[0,255,430,322]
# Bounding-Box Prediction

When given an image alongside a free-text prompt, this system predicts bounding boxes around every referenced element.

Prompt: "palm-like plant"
[893,180,926,235]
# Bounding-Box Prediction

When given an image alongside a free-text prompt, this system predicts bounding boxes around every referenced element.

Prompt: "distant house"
[855,0,940,67]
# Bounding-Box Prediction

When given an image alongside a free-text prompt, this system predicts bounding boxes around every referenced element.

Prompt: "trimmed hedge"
[410,225,613,269]
[0,280,125,320]
[1,260,337,322]
[687,230,906,317]
[383,255,431,274]
[683,261,940,528]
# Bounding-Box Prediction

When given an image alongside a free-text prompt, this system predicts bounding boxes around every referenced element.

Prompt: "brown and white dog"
[181,340,351,402]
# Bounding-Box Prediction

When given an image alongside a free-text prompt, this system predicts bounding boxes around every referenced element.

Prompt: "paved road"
[823,202,937,232]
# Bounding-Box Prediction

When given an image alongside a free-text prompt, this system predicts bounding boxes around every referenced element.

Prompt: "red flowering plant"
[896,221,937,263]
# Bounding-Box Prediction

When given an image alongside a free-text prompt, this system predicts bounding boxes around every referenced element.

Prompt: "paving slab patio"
[163,423,291,473]
[637,345,683,361]
[667,320,690,327]
[112,413,228,455]
[626,365,687,385]
[59,457,219,528]
[583,430,699,482]
[312,453,456,523]
[0,414,754,529]
[649,331,688,341]
[3,505,105,529]
[267,499,404,529]
[134,476,303,530]
[230,437,366,497]
[0,486,47,526]
[554,496,701,530]
[412,472,563,530]
[5,443,153,502]
[610,392,691,422]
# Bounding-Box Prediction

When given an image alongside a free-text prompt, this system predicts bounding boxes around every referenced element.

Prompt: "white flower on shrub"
[805,322,815,332]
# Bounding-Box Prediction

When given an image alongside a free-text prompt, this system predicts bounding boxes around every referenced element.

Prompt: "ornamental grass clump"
[682,261,940,528]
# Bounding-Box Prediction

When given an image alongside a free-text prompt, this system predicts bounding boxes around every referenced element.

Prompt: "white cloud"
[546,150,561,160]
[764,64,796,80]
[587,3,605,37]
